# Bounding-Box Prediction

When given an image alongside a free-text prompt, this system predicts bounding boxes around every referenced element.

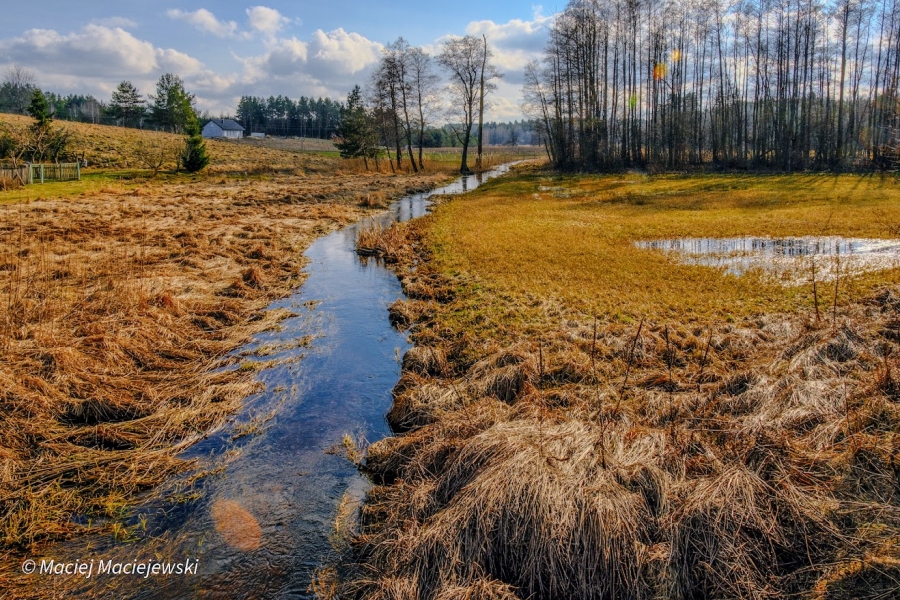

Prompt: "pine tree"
[27,89,51,129]
[180,114,209,173]
[335,86,378,169]
[149,74,195,133]
[109,81,144,127]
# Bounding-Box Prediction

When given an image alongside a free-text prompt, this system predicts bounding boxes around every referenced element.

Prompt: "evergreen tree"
[27,89,51,128]
[180,113,209,173]
[23,89,70,163]
[148,73,195,133]
[335,86,378,169]
[109,81,144,127]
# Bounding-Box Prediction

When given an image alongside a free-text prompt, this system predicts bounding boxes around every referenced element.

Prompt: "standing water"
[47,164,518,599]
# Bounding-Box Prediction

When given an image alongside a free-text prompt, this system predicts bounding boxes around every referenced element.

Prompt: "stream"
[47,163,517,599]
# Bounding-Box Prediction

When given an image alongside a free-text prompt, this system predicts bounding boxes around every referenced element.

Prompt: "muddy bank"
[0,169,450,563]
[335,217,900,598]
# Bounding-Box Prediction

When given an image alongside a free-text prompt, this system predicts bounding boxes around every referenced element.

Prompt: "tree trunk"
[476,34,488,170]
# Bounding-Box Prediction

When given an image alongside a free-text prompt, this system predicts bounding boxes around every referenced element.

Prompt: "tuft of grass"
[356,220,412,263]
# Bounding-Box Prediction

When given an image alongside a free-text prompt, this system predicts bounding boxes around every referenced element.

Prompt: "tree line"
[336,35,506,173]
[0,67,212,136]
[235,95,342,139]
[524,0,900,172]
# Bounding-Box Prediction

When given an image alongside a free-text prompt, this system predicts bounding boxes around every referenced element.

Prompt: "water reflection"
[635,236,900,282]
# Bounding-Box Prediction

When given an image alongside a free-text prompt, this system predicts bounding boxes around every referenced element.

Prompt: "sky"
[0,2,560,121]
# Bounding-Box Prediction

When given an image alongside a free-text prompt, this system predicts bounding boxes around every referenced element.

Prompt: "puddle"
[41,163,521,599]
[635,236,900,283]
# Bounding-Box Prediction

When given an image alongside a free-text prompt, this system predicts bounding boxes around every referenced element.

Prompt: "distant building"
[202,119,244,139]
[250,132,266,138]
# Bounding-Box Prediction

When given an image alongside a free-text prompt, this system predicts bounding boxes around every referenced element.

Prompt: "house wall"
[202,123,224,138]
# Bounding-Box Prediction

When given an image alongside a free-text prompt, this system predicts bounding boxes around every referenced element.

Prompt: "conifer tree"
[335,85,378,169]
[180,114,209,173]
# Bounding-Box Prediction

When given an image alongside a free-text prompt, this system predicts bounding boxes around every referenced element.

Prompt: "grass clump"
[356,220,413,263]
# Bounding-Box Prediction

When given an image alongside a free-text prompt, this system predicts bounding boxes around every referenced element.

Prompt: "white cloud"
[307,28,382,75]
[465,17,551,52]
[0,24,232,113]
[91,17,137,29]
[156,48,203,76]
[237,27,381,95]
[167,8,239,38]
[246,6,289,35]
[0,25,159,77]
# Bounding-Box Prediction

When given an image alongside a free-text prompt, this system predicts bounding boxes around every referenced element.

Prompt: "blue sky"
[0,2,558,120]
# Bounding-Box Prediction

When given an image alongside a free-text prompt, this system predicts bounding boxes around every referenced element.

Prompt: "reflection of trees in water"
[635,236,900,280]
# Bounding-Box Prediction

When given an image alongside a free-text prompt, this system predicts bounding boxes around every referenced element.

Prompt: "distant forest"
[0,73,538,146]
[235,94,538,146]
[525,0,900,171]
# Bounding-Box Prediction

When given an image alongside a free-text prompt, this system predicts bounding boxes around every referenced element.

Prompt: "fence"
[0,163,81,186]
[29,163,81,184]
[0,165,29,185]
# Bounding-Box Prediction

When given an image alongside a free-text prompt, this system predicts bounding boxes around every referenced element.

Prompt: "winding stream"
[48,163,517,599]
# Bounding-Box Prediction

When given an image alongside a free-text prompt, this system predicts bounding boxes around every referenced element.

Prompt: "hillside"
[0,114,333,173]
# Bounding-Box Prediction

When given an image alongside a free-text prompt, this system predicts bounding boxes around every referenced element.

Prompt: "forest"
[524,0,900,171]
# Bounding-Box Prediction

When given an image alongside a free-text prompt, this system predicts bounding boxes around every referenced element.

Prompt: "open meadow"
[343,166,900,599]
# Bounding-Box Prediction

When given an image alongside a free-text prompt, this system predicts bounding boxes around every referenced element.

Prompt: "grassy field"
[0,114,339,174]
[1,114,541,180]
[0,114,461,594]
[431,168,900,326]
[338,167,900,599]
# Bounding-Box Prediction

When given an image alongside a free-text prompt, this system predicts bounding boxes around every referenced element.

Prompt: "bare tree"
[372,47,407,171]
[438,35,500,173]
[134,136,180,175]
[0,64,38,114]
[475,35,502,169]
[408,47,440,170]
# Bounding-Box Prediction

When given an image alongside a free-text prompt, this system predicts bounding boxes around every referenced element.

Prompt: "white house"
[202,119,244,139]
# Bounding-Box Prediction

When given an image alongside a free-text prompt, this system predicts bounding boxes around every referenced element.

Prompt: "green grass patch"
[426,168,900,334]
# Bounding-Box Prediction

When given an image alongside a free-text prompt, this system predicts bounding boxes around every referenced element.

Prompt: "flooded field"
[635,236,900,283]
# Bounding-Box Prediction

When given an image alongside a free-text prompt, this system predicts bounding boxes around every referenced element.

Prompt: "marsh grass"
[334,169,900,599]
[0,144,453,583]
[356,220,413,263]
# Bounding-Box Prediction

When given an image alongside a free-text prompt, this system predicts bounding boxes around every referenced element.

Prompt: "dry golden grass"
[234,136,337,153]
[0,142,452,591]
[334,168,900,599]
[0,113,335,174]
[356,220,414,263]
